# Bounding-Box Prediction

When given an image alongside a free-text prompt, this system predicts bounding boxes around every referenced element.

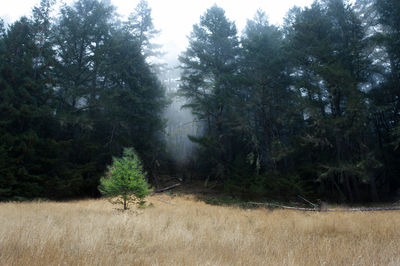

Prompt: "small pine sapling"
[99,148,150,210]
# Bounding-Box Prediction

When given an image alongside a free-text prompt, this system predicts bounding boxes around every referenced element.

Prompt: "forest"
[0,0,399,203]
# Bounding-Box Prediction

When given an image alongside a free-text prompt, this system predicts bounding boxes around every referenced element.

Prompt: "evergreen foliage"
[179,5,240,181]
[179,0,400,202]
[0,0,166,200]
[1,0,400,203]
[99,148,150,210]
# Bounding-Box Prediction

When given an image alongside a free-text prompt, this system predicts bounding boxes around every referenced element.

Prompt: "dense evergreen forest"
[0,0,399,203]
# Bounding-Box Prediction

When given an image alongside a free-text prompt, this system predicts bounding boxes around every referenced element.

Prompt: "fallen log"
[153,183,181,194]
[156,198,176,205]
[246,202,400,212]
[329,206,400,212]
[247,202,316,211]
[297,195,318,209]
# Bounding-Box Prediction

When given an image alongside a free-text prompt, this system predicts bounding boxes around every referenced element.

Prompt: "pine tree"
[125,0,160,58]
[0,0,167,200]
[240,10,299,172]
[100,25,167,180]
[369,0,400,197]
[0,16,58,199]
[99,148,150,210]
[179,5,240,181]
[286,0,374,201]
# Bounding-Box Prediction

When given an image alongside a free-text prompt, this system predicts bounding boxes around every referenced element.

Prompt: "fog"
[1,0,316,164]
[158,60,201,165]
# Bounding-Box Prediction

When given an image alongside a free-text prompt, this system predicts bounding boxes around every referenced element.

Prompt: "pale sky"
[1,0,314,63]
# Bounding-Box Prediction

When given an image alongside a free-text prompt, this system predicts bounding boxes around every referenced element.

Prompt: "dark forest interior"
[1,0,399,204]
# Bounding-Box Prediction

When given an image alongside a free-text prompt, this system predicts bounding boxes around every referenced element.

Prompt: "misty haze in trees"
[179,0,400,202]
[1,0,399,203]
[0,0,166,200]
[161,65,200,167]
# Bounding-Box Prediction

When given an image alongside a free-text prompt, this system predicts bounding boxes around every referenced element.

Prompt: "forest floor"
[1,194,400,265]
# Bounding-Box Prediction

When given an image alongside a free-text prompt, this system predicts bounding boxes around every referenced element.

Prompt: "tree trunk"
[344,173,354,203]
[370,174,379,202]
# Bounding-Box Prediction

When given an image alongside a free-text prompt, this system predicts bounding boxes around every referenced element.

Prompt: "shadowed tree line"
[179,0,400,202]
[0,0,167,200]
[1,0,399,203]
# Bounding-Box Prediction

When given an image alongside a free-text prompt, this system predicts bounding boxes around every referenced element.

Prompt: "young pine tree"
[99,148,150,210]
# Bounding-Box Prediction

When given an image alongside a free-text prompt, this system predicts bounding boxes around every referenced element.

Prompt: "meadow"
[1,194,399,265]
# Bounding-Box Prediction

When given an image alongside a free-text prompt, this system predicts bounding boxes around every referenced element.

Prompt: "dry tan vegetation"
[1,194,400,266]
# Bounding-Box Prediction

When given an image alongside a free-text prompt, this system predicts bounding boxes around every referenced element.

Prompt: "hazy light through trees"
[1,0,398,203]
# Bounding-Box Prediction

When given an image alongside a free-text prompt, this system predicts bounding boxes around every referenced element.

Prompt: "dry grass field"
[1,194,400,266]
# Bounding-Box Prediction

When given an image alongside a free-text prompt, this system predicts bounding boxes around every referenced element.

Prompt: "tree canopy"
[1,0,400,203]
[0,0,166,200]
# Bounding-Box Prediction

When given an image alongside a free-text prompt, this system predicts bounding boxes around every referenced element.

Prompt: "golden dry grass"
[1,194,399,266]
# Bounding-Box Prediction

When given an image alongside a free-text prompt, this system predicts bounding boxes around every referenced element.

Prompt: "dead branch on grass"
[153,183,181,194]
